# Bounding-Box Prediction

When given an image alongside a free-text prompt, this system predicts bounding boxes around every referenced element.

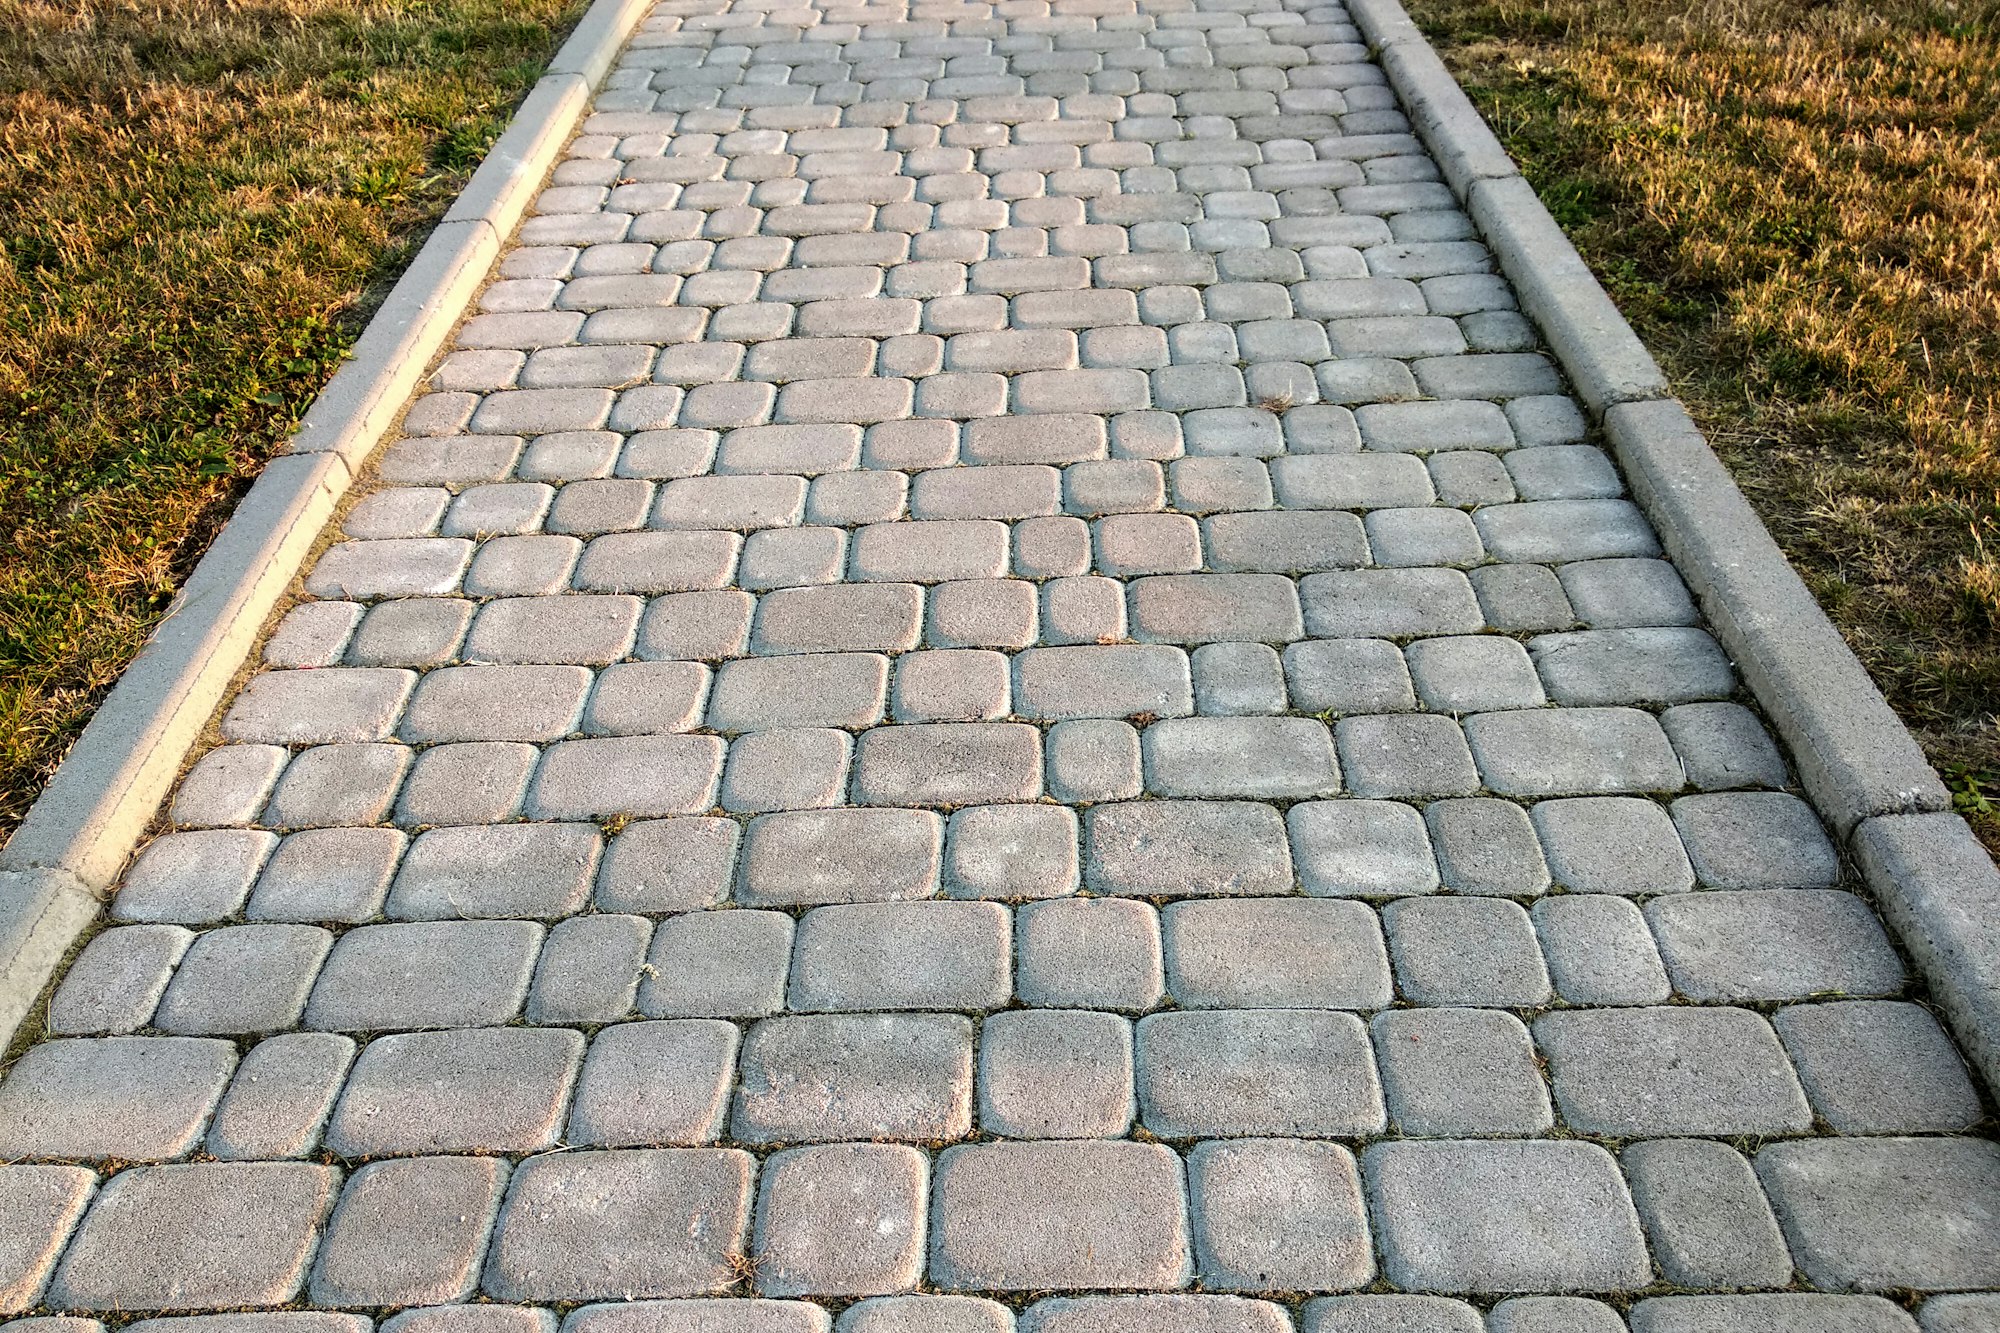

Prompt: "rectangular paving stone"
[1772,1000,1982,1133]
[0,1037,236,1163]
[526,913,651,1024]
[1163,899,1390,1010]
[325,1027,583,1157]
[1621,1139,1795,1290]
[1143,716,1340,799]
[1535,1007,1812,1137]
[0,1166,95,1314]
[1371,1009,1553,1137]
[1187,1140,1373,1293]
[639,910,794,1020]
[738,807,944,905]
[596,816,739,914]
[790,902,1011,1011]
[310,1156,508,1308]
[851,721,1043,806]
[1136,1010,1385,1138]
[526,734,726,818]
[387,823,601,919]
[399,665,594,743]
[1463,707,1684,795]
[753,1143,929,1298]
[1628,1296,1922,1333]
[752,583,925,654]
[1087,800,1293,897]
[708,653,890,731]
[152,925,330,1037]
[1288,800,1441,897]
[1128,572,1304,644]
[47,925,192,1036]
[204,1032,356,1162]
[1646,889,1905,1001]
[305,920,542,1032]
[1382,898,1551,1007]
[731,1013,973,1144]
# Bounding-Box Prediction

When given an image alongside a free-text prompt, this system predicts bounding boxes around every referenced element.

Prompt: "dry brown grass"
[1408,0,2000,844]
[0,0,579,833]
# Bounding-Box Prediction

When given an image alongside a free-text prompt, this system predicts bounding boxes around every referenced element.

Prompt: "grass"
[0,0,581,835]
[1405,0,2000,848]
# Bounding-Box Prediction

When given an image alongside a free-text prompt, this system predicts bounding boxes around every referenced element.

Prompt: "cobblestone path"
[2,0,1997,1328]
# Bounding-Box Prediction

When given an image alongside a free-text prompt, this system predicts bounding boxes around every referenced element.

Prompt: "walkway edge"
[1350,0,1996,1092]
[0,0,650,1049]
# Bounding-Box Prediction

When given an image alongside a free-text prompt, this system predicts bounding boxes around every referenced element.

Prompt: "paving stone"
[978,1009,1135,1139]
[1463,707,1684,796]
[1189,641,1288,714]
[1771,1001,1982,1133]
[153,924,331,1036]
[753,584,924,655]
[1756,1138,2000,1292]
[384,1307,550,1333]
[1185,1139,1372,1293]
[204,1031,355,1161]
[789,902,1011,1011]
[1486,1298,1627,1333]
[583,661,711,735]
[1372,1009,1552,1137]
[1383,898,1551,1006]
[1403,635,1545,713]
[399,664,593,742]
[113,828,279,924]
[1014,644,1193,721]
[1336,714,1479,800]
[1659,702,1790,791]
[738,808,944,905]
[1363,1140,1651,1294]
[722,728,853,812]
[1288,799,1440,896]
[851,721,1042,806]
[566,1020,740,1147]
[171,745,289,827]
[484,1148,753,1301]
[1135,1009,1384,1138]
[1627,1296,1920,1333]
[1558,559,1698,629]
[732,1013,974,1144]
[528,734,727,819]
[0,1037,235,1162]
[639,909,794,1020]
[596,816,740,914]
[47,1162,338,1311]
[1300,1296,1482,1333]
[387,823,600,920]
[0,1166,96,1314]
[708,652,890,731]
[1646,889,1906,1001]
[1017,1296,1292,1333]
[1475,499,1660,563]
[310,1156,508,1308]
[1535,1007,1812,1136]
[1530,895,1672,1006]
[929,1141,1192,1291]
[1470,564,1577,634]
[1129,572,1303,644]
[1530,796,1692,895]
[754,1143,928,1297]
[48,924,192,1035]
[928,578,1039,649]
[1670,791,1840,889]
[525,913,650,1024]
[565,1303,829,1333]
[395,743,537,825]
[837,1296,1013,1333]
[1086,800,1293,897]
[306,919,540,1031]
[1282,639,1417,716]
[1300,569,1483,639]
[943,804,1080,900]
[259,742,408,828]
[1163,898,1389,1009]
[1423,797,1551,896]
[1621,1139,1795,1290]
[1531,627,1735,706]
[1919,1297,2000,1333]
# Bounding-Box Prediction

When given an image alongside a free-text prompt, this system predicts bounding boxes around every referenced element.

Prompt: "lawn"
[0,0,580,834]
[1407,0,2000,847]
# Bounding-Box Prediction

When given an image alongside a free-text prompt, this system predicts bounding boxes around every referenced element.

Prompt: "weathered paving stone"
[837,1297,1011,1333]
[1627,1295,1921,1333]
[1363,1140,1651,1294]
[732,1013,974,1144]
[1770,1001,1982,1133]
[929,1141,1192,1292]
[1669,792,1841,890]
[565,1303,830,1333]
[1015,898,1163,1012]
[1086,800,1293,897]
[851,721,1044,806]
[1135,1010,1386,1138]
[1531,796,1693,895]
[1187,1139,1374,1293]
[152,924,331,1036]
[1659,702,1790,791]
[789,902,1011,1011]
[1530,895,1672,1006]
[639,910,793,1020]
[708,653,891,731]
[0,1166,95,1313]
[567,1020,740,1147]
[1485,1298,1627,1333]
[738,808,944,906]
[387,823,600,920]
[943,804,1079,900]
[385,1307,552,1333]
[484,1149,754,1302]
[1424,798,1550,896]
[1288,800,1441,897]
[1645,889,1906,1000]
[1463,707,1684,796]
[1013,644,1194,721]
[48,1162,339,1311]
[1162,898,1390,1009]
[1017,1296,1293,1333]
[527,734,727,818]
[305,919,542,1031]
[978,1009,1135,1140]
[1383,898,1551,1007]
[1372,1009,1553,1137]
[47,924,192,1035]
[1300,1296,1483,1333]
[205,1031,355,1161]
[753,1144,929,1297]
[526,913,651,1024]
[1535,1007,1812,1137]
[1142,716,1341,799]
[310,1156,508,1308]
[1621,1139,1795,1290]
[1919,1296,2000,1333]
[324,1027,583,1157]
[0,1037,235,1162]
[596,816,740,914]
[1755,1138,2000,1292]
[112,828,279,924]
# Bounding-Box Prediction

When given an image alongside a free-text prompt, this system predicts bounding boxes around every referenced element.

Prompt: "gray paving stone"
[47,1162,338,1311]
[1086,800,1293,897]
[395,743,538,825]
[1373,1009,1553,1137]
[1383,898,1551,1006]
[526,913,650,1024]
[1627,1296,1919,1333]
[1530,895,1672,1006]
[1128,572,1304,645]
[1531,627,1735,706]
[1301,1296,1482,1333]
[837,1297,1013,1333]
[153,924,331,1036]
[1558,558,1698,629]
[929,578,1040,649]
[325,1026,581,1157]
[260,741,409,828]
[1621,1139,1795,1290]
[1536,1007,1812,1136]
[1163,898,1390,1010]
[1283,639,1417,716]
[732,1013,973,1144]
[527,733,727,819]
[484,1148,753,1302]
[1336,714,1479,800]
[943,804,1079,900]
[738,807,944,905]
[565,1302,828,1333]
[1423,797,1550,896]
[1300,568,1483,639]
[306,919,540,1031]
[893,649,1010,722]
[1014,644,1193,721]
[639,910,794,1019]
[399,664,592,742]
[264,603,363,670]
[789,902,1011,1011]
[929,1141,1191,1291]
[708,652,890,731]
[1487,1298,1627,1333]
[1145,716,1339,798]
[0,1166,96,1314]
[310,1156,507,1308]
[1919,1296,2000,1333]
[583,661,710,735]
[1659,702,1790,791]
[204,1031,355,1161]
[567,1020,740,1147]
[1670,791,1840,889]
[978,1009,1135,1139]
[1363,1140,1651,1294]
[1756,1137,2000,1292]
[347,598,473,668]
[385,1306,551,1333]
[1771,1001,1982,1133]
[113,828,279,924]
[1136,1009,1385,1138]
[754,1143,928,1298]
[1289,799,1441,896]
[1018,1296,1291,1333]
[1015,898,1163,1012]
[1530,796,1692,895]
[1463,707,1684,796]
[48,924,192,1035]
[1185,1139,1372,1293]
[1647,889,1906,1000]
[596,816,739,914]
[722,728,853,812]
[387,823,600,920]
[852,721,1042,806]
[171,745,289,827]
[1470,564,1577,634]
[0,1036,235,1162]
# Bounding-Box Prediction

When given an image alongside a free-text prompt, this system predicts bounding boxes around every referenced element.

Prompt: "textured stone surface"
[1187,1139,1373,1292]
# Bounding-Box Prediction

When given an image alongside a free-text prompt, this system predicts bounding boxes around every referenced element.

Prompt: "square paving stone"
[1423,798,1550,896]
[1669,792,1840,890]
[304,919,543,1031]
[639,910,794,1019]
[387,823,602,920]
[1755,1138,2000,1292]
[1162,898,1391,1009]
[566,1020,740,1147]
[1627,1295,1921,1333]
[837,1298,1011,1333]
[1300,1296,1482,1333]
[1658,702,1790,792]
[152,925,332,1036]
[732,1013,974,1144]
[48,1162,338,1311]
[1362,1140,1651,1294]
[483,1148,753,1302]
[1382,898,1551,1007]
[1531,796,1693,895]
[788,901,1011,1011]
[526,913,651,1024]
[1646,890,1906,1001]
[1135,1010,1385,1138]
[1085,800,1293,897]
[0,1166,95,1313]
[1288,800,1440,897]
[1534,1007,1811,1137]
[0,1037,236,1162]
[1188,1139,1373,1292]
[1371,1009,1553,1136]
[324,1027,583,1157]
[47,924,192,1036]
[1771,1001,1982,1133]
[1017,1296,1292,1333]
[1530,895,1671,1006]
[929,1141,1192,1292]
[1015,898,1163,1011]
[722,728,853,812]
[737,808,945,906]
[1620,1139,1795,1290]
[753,1143,928,1297]
[205,1032,356,1161]
[310,1156,508,1308]
[943,804,1080,900]
[978,1010,1135,1139]
[595,816,740,914]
